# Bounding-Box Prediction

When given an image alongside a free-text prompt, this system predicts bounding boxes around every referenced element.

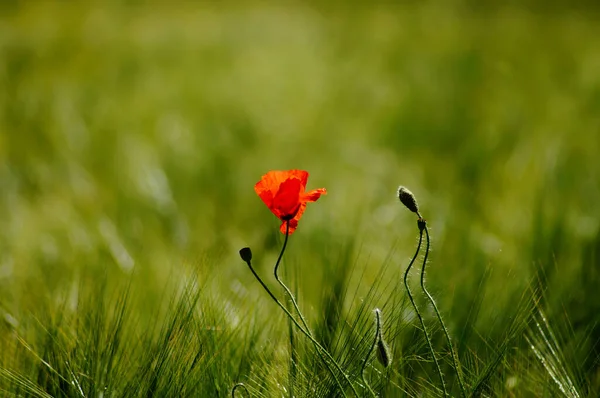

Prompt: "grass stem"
[361,309,381,397]
[421,223,468,398]
[243,221,356,396]
[274,221,356,397]
[403,220,448,397]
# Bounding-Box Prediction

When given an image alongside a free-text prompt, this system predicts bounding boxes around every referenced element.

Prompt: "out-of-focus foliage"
[1,2,599,396]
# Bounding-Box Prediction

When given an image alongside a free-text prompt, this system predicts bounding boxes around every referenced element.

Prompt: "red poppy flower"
[254,169,326,234]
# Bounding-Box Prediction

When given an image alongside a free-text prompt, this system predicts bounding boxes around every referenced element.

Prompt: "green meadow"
[1,2,599,397]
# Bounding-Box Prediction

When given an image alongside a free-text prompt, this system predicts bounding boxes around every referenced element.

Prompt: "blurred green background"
[1,1,599,393]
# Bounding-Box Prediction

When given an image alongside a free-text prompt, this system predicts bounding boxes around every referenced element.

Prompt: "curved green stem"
[288,309,296,398]
[243,221,356,396]
[231,383,250,397]
[275,221,357,397]
[421,224,467,398]
[244,258,351,396]
[274,221,313,335]
[361,309,381,397]
[274,222,312,341]
[403,223,447,397]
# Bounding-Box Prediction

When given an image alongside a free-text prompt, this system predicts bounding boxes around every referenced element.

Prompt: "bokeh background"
[1,1,600,394]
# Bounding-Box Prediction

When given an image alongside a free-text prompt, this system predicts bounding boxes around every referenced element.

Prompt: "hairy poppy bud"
[374,308,392,367]
[397,186,420,215]
[376,339,391,368]
[239,247,252,263]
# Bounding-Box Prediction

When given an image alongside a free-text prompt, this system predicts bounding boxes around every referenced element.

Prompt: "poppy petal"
[287,169,309,189]
[280,202,307,235]
[272,177,302,219]
[254,171,290,200]
[255,170,297,216]
[302,188,327,202]
[256,187,274,210]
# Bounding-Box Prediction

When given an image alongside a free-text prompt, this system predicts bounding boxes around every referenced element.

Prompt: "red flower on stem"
[254,169,326,234]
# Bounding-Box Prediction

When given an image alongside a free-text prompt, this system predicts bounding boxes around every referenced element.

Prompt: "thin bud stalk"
[361,309,382,397]
[403,224,448,397]
[239,225,357,397]
[421,223,468,398]
[398,186,447,396]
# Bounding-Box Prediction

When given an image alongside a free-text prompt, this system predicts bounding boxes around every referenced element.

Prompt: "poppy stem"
[242,248,356,396]
[273,221,359,396]
[273,221,312,336]
[420,222,467,398]
[361,309,380,398]
[288,302,297,398]
[403,220,448,397]
[273,220,291,291]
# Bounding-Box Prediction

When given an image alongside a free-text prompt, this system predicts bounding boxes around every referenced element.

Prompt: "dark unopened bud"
[374,308,392,368]
[239,247,252,262]
[376,338,391,368]
[397,186,420,215]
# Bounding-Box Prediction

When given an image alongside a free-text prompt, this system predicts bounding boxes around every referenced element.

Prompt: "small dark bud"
[239,247,252,262]
[376,338,392,368]
[374,308,392,367]
[397,186,420,215]
[417,218,426,232]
